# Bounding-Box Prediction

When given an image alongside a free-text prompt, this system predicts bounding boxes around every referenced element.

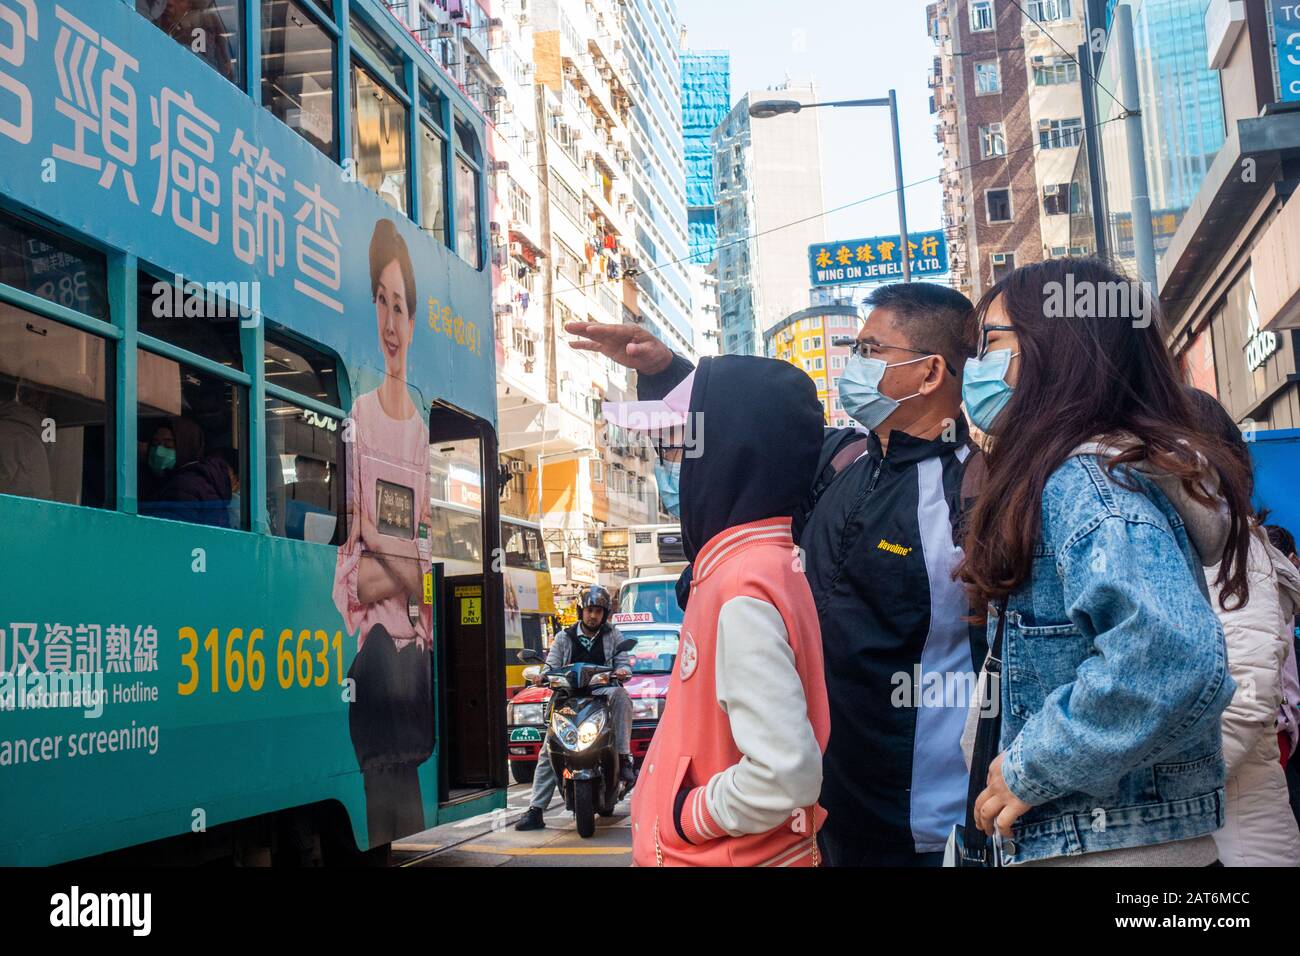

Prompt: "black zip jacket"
[640,353,985,858]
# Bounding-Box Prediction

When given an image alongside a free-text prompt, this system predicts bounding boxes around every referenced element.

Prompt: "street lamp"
[748,92,911,282]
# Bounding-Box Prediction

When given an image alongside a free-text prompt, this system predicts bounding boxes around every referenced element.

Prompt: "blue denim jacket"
[993,453,1234,864]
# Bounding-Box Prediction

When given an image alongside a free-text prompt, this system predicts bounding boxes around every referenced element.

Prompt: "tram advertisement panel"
[0,0,497,864]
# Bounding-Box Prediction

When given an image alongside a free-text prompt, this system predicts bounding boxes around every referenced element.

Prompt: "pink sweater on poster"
[332,389,429,649]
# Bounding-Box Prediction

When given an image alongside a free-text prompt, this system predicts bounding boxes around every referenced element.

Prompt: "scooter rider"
[515,585,635,831]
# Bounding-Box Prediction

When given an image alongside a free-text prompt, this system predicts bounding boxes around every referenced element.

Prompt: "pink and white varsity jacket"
[629,516,830,867]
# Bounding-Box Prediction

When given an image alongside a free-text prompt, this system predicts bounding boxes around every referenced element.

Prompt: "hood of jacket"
[1267,539,1300,620]
[1069,438,1230,567]
[679,355,824,563]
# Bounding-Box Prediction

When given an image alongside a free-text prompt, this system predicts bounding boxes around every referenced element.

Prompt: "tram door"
[428,404,506,802]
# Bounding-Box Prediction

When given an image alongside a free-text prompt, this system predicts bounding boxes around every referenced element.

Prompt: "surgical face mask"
[962,349,1019,434]
[654,459,681,519]
[838,354,929,430]
[148,444,176,476]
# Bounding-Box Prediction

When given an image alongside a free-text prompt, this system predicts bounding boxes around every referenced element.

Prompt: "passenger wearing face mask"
[568,282,984,867]
[958,259,1251,867]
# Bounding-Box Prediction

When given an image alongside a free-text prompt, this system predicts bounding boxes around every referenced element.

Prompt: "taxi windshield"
[619,580,683,624]
[625,629,680,674]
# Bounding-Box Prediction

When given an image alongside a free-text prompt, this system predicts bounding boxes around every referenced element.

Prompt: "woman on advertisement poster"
[332,220,434,847]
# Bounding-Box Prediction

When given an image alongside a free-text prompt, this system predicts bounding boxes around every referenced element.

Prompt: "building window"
[986,188,1013,223]
[138,0,243,85]
[980,123,1006,159]
[351,60,409,215]
[970,0,995,31]
[1027,0,1072,21]
[1033,57,1080,86]
[261,0,337,160]
[1043,182,1081,216]
[991,252,1017,283]
[454,119,483,269]
[509,178,532,227]
[975,60,1001,95]
[1038,117,1083,150]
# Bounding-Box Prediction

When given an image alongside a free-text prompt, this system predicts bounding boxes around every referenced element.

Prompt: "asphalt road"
[392,783,633,867]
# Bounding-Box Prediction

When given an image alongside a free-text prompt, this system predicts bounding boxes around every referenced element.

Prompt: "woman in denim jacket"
[958,259,1254,866]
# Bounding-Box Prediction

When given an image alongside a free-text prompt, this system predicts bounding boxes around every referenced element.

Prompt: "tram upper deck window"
[351,60,409,216]
[0,304,111,508]
[137,350,247,530]
[418,90,447,243]
[136,0,243,85]
[137,271,245,370]
[264,331,343,544]
[261,0,338,160]
[453,119,481,268]
[0,212,109,320]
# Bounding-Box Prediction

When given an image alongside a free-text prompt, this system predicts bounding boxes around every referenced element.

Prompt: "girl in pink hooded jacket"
[606,356,831,866]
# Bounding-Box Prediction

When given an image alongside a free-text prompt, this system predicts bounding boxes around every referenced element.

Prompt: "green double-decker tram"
[0,0,505,864]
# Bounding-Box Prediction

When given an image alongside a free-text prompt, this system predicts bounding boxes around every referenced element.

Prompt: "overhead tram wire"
[535,110,1135,307]
[1006,0,1135,116]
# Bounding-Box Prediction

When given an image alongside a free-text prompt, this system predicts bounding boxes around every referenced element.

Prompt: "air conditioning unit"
[510,241,524,256]
[1032,55,1045,65]
[1043,183,1061,196]
[490,159,509,172]
[563,64,578,78]
[991,252,1013,266]
[438,22,455,38]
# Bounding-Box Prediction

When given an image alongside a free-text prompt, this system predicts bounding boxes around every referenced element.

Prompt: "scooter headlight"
[576,711,606,750]
[551,712,580,750]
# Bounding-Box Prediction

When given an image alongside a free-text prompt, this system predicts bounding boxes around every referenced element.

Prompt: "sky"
[677,0,944,245]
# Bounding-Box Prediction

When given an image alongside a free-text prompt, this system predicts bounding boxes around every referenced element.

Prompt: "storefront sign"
[1273,1,1300,102]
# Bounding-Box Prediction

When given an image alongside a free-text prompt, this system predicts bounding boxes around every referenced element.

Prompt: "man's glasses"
[832,336,957,376]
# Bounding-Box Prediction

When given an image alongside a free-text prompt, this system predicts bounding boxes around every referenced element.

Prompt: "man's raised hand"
[565,320,674,375]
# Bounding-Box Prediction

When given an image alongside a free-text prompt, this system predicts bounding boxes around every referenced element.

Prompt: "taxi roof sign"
[610,612,654,624]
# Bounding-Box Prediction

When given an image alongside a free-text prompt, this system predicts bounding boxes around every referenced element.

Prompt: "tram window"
[137,272,244,370]
[264,329,340,406]
[351,60,409,216]
[419,122,447,242]
[427,436,483,565]
[137,349,247,529]
[503,524,547,572]
[350,14,404,90]
[261,0,338,160]
[136,0,243,86]
[0,211,109,320]
[453,120,481,268]
[265,396,342,543]
[0,304,110,508]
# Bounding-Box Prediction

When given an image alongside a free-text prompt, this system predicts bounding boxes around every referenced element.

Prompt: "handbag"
[945,598,1007,868]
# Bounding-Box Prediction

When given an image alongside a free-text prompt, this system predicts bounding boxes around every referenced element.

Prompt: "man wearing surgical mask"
[568,282,983,866]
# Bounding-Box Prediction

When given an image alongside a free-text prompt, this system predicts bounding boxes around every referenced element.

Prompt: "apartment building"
[927,0,1092,300]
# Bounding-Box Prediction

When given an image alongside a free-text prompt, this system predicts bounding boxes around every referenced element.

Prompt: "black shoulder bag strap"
[961,598,1007,867]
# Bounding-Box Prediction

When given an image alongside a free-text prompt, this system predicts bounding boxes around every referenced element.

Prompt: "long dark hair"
[958,258,1253,612]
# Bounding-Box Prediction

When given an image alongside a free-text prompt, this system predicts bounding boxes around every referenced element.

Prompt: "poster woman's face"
[374,259,412,379]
